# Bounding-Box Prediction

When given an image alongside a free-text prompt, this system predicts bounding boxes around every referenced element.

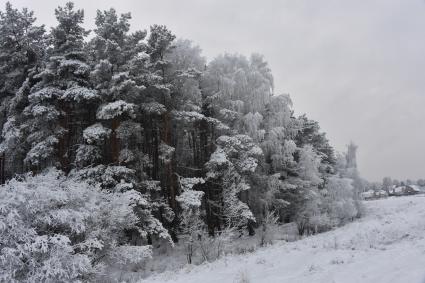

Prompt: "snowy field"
[141,195,425,283]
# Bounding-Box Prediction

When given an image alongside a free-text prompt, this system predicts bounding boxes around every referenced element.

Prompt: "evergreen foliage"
[0,2,364,279]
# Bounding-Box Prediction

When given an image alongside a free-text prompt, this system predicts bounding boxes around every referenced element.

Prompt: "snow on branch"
[61,86,100,103]
[83,123,111,144]
[140,102,167,115]
[96,100,137,120]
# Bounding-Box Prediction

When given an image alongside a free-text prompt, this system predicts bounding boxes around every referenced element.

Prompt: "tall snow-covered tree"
[0,2,45,99]
[205,134,262,233]
[21,2,97,172]
[0,3,46,177]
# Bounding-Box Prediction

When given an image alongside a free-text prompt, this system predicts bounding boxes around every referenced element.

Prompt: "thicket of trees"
[0,2,363,281]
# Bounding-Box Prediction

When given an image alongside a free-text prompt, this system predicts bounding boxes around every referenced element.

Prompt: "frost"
[238,156,258,172]
[96,100,137,120]
[83,123,111,144]
[208,148,229,166]
[30,105,60,120]
[0,118,22,153]
[141,102,167,115]
[159,142,175,163]
[114,180,135,192]
[25,136,59,166]
[219,108,240,121]
[61,86,100,103]
[180,177,205,190]
[142,180,162,191]
[59,59,90,75]
[248,145,263,156]
[28,87,63,103]
[0,169,158,282]
[136,51,150,60]
[176,190,205,210]
[177,177,205,210]
[70,165,136,190]
[111,245,152,266]
[118,148,135,164]
[115,121,142,141]
[75,144,101,167]
[172,110,205,122]
[173,111,230,130]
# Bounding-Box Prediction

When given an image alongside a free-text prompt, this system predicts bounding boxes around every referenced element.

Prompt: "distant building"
[361,185,424,200]
[388,185,424,196]
[361,190,375,200]
[361,189,388,200]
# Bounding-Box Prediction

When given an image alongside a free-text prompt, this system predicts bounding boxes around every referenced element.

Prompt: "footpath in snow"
[141,195,425,283]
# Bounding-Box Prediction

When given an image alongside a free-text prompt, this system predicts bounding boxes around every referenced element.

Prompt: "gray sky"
[4,0,425,181]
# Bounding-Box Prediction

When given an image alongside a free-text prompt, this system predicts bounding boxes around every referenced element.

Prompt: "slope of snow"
[141,196,425,283]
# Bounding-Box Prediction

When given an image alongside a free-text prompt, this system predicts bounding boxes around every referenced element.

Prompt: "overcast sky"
[4,0,425,181]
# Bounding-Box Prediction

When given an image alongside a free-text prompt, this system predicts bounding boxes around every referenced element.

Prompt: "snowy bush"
[0,169,155,282]
[258,210,279,247]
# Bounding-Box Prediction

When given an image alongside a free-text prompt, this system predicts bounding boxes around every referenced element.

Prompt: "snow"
[61,86,99,103]
[24,136,58,166]
[238,156,258,172]
[159,142,175,163]
[361,190,375,199]
[408,185,423,193]
[394,186,404,194]
[176,190,204,210]
[29,87,63,102]
[208,148,228,166]
[83,123,111,143]
[97,100,137,120]
[29,105,59,120]
[59,59,90,75]
[172,110,205,122]
[248,145,263,156]
[0,169,153,282]
[141,102,167,115]
[177,177,205,209]
[172,111,230,130]
[140,196,425,283]
[179,177,205,190]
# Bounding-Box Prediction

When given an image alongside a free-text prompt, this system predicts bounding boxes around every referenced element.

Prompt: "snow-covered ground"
[141,195,425,283]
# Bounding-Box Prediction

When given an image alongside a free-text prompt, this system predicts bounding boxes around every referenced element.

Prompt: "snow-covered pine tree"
[0,2,45,101]
[83,7,174,245]
[0,2,46,178]
[20,2,98,172]
[205,134,262,234]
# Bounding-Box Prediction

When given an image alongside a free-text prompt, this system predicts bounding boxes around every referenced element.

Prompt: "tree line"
[0,2,364,281]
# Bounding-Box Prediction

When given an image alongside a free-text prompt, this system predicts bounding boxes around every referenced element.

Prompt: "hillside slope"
[141,196,425,283]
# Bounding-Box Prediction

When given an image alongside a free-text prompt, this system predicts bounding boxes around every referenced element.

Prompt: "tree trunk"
[110,117,120,163]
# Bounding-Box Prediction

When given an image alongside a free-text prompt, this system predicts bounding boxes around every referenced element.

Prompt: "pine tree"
[205,134,262,233]
[0,2,45,99]
[0,2,46,177]
[21,2,96,171]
